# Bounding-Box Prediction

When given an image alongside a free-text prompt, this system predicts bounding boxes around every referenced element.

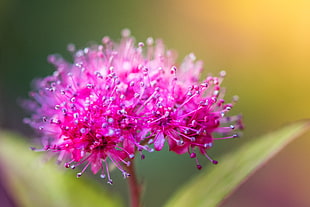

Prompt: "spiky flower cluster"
[24,29,242,184]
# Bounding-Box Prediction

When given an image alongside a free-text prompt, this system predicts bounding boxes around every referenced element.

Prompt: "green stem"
[126,160,141,207]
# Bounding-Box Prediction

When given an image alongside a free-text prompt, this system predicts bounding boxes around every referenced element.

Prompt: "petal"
[154,132,165,151]
[169,143,188,154]
[123,135,135,155]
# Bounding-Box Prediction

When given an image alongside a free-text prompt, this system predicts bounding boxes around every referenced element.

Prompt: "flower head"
[24,29,243,183]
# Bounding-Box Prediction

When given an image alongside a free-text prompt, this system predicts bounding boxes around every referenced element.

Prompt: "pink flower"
[24,29,242,183]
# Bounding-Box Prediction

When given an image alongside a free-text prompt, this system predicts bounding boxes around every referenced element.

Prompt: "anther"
[220,70,226,77]
[146,37,154,45]
[177,140,184,146]
[212,160,219,165]
[233,134,239,138]
[190,153,196,158]
[189,53,196,61]
[80,128,86,134]
[170,66,177,74]
[121,28,131,37]
[30,147,37,151]
[107,179,113,185]
[102,36,110,44]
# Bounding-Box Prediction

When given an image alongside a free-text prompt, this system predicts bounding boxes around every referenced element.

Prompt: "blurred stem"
[126,160,141,207]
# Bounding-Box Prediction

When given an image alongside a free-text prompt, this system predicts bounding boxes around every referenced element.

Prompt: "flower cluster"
[24,29,243,184]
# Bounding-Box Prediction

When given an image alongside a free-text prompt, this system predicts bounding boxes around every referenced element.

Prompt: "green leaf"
[164,120,310,207]
[0,131,123,207]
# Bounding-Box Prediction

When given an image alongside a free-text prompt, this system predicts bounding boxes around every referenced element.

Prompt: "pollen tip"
[76,172,82,178]
[233,134,239,138]
[190,153,196,158]
[212,160,218,165]
[30,147,36,151]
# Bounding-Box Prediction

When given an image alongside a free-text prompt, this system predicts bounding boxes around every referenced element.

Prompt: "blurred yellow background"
[1,0,310,206]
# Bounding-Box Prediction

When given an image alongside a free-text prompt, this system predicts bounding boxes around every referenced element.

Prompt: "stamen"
[76,161,91,178]
[202,151,218,164]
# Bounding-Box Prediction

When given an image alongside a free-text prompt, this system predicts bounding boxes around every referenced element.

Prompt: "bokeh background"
[1,0,310,206]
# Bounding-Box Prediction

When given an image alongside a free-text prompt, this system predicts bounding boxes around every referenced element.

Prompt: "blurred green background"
[1,0,310,206]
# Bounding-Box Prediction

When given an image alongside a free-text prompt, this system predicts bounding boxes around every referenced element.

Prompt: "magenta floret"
[24,29,243,182]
